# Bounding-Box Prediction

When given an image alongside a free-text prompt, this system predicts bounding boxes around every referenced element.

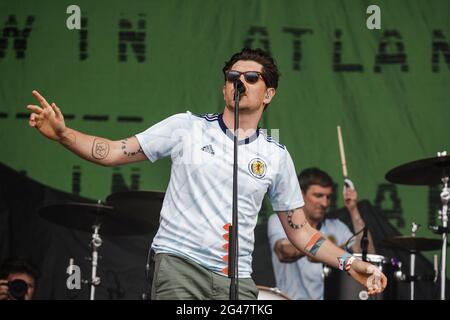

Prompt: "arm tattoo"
[92,138,110,160]
[305,232,326,257]
[121,138,143,157]
[287,210,307,230]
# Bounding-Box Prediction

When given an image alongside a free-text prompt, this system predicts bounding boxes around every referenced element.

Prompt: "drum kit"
[322,152,450,300]
[259,153,450,301]
[38,190,164,300]
[384,152,450,300]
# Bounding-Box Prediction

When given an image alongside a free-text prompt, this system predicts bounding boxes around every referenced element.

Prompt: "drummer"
[268,167,376,300]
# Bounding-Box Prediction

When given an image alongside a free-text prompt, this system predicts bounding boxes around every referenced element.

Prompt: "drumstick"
[337,125,348,178]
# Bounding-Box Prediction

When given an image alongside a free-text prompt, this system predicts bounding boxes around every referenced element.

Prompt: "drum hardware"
[437,175,449,301]
[409,223,419,300]
[39,201,154,236]
[388,257,438,283]
[385,151,450,300]
[40,201,116,300]
[380,231,445,299]
[379,236,445,252]
[390,257,405,281]
[391,254,438,284]
[89,222,102,300]
[39,191,163,300]
[67,223,103,299]
[404,223,440,299]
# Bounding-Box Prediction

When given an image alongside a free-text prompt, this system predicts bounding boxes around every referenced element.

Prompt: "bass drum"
[257,285,292,300]
[324,254,386,300]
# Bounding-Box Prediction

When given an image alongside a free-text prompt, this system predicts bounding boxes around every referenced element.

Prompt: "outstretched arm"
[27,90,147,166]
[277,208,387,296]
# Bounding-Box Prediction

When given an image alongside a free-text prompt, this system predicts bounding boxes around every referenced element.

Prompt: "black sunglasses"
[225,70,264,84]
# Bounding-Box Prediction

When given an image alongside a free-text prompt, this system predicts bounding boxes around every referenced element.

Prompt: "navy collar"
[218,114,260,145]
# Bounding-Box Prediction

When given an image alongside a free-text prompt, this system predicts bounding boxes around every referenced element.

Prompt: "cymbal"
[385,155,450,185]
[39,202,154,236]
[379,236,446,252]
[106,190,164,229]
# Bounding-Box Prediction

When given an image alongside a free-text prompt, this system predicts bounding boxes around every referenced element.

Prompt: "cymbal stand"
[438,176,449,300]
[409,222,419,300]
[89,224,102,300]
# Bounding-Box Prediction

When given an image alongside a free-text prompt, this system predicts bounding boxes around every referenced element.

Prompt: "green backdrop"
[1,0,449,271]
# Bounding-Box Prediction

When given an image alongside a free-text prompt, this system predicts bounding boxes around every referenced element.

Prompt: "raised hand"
[27,90,66,141]
[343,178,358,212]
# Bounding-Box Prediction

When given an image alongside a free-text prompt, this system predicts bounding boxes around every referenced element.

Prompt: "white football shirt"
[136,112,303,278]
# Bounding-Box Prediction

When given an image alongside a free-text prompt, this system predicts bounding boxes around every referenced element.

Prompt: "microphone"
[235,79,246,95]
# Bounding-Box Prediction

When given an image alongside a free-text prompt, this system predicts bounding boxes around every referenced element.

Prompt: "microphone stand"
[361,226,369,262]
[229,80,244,300]
[142,241,153,300]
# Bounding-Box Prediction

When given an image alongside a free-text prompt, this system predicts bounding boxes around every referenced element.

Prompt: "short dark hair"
[0,258,40,280]
[298,167,334,194]
[222,47,280,89]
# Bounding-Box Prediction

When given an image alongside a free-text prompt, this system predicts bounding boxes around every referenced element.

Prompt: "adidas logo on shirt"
[201,144,215,155]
